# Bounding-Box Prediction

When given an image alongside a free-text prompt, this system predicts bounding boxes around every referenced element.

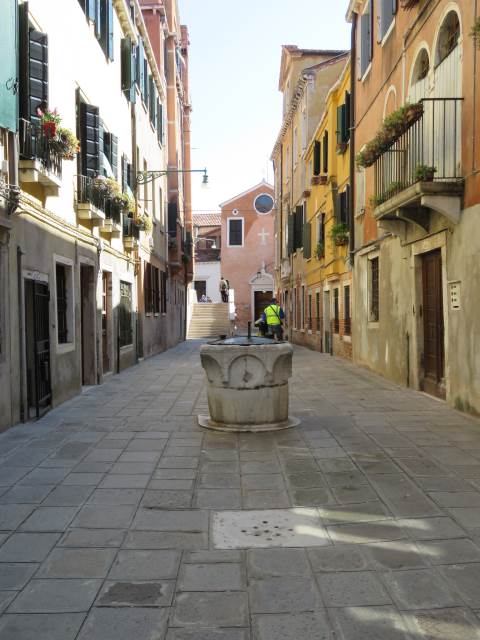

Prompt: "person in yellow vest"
[262,298,285,341]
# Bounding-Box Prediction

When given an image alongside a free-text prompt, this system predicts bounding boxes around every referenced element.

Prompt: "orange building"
[347,0,480,413]
[220,182,275,331]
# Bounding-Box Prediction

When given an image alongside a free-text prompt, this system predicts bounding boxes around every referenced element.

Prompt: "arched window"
[436,11,460,66]
[413,49,430,83]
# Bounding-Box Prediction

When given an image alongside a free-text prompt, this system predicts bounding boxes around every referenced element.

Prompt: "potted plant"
[470,18,480,49]
[314,241,324,259]
[37,107,61,138]
[51,127,80,160]
[414,164,436,182]
[134,212,153,234]
[330,222,349,245]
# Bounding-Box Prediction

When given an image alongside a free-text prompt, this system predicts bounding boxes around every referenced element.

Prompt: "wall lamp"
[136,168,208,186]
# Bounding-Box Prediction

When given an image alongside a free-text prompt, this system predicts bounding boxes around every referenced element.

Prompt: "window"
[119,281,132,347]
[369,257,379,322]
[144,263,160,314]
[333,288,339,333]
[103,131,118,179]
[313,140,321,176]
[293,127,298,164]
[294,205,304,251]
[360,0,373,77]
[56,264,68,343]
[78,0,114,60]
[344,285,351,335]
[336,92,351,148]
[254,194,274,214]
[79,101,100,178]
[19,4,48,124]
[308,293,312,331]
[436,11,460,66]
[161,271,167,313]
[338,187,350,226]
[228,218,243,246]
[379,0,397,41]
[301,285,305,329]
[322,131,329,174]
[317,213,325,256]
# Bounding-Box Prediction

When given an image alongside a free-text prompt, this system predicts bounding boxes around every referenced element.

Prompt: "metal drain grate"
[212,509,331,549]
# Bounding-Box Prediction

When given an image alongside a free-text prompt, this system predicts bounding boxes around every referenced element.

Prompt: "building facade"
[0,0,190,431]
[347,0,480,413]
[271,46,350,354]
[220,181,275,330]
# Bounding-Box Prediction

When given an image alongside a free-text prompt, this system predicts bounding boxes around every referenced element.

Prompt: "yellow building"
[272,51,352,359]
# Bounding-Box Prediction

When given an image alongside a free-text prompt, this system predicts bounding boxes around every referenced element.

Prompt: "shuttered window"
[121,37,136,102]
[344,285,351,335]
[287,215,295,255]
[104,132,118,179]
[228,219,243,246]
[380,0,397,40]
[56,264,68,344]
[144,263,160,314]
[360,2,373,77]
[0,0,18,131]
[149,76,157,127]
[339,189,348,225]
[160,271,167,313]
[79,102,100,177]
[294,205,304,250]
[157,102,164,145]
[19,3,48,124]
[313,140,321,176]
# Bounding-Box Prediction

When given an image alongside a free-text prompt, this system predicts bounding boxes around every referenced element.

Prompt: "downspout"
[349,14,357,265]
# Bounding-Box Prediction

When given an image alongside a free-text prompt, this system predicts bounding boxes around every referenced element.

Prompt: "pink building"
[220,181,275,330]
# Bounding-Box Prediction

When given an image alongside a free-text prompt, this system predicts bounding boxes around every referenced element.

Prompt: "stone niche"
[198,338,299,432]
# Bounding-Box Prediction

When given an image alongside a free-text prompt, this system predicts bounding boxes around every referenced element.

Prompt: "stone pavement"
[0,341,480,639]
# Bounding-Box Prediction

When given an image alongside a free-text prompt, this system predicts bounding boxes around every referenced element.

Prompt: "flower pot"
[43,121,57,138]
[334,236,348,246]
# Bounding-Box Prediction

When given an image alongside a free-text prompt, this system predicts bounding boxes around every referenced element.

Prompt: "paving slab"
[37,548,116,578]
[108,550,180,580]
[78,607,169,640]
[248,576,322,613]
[9,578,102,612]
[0,613,86,640]
[96,580,174,607]
[171,592,249,627]
[0,532,60,562]
[252,612,332,640]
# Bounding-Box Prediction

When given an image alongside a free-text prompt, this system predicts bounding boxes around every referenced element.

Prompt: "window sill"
[368,321,379,328]
[57,342,75,355]
[120,344,133,352]
[360,63,372,83]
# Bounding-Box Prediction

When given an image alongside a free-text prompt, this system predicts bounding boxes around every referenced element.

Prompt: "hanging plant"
[134,212,153,234]
[50,127,80,160]
[470,19,480,49]
[356,102,424,168]
[37,106,61,138]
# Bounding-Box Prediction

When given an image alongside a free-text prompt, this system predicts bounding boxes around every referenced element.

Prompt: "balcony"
[18,118,62,193]
[122,215,140,251]
[372,98,464,237]
[76,175,107,223]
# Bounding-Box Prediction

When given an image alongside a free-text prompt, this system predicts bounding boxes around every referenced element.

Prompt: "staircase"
[187,303,232,339]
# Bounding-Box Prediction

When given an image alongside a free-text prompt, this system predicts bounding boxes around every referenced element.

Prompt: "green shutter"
[138,41,145,100]
[295,205,303,250]
[19,5,49,125]
[80,102,100,177]
[0,0,18,131]
[157,100,162,144]
[121,154,127,192]
[110,133,118,179]
[87,0,96,21]
[323,131,329,173]
[303,222,312,259]
[345,92,351,142]
[121,38,132,91]
[336,106,342,145]
[287,215,294,255]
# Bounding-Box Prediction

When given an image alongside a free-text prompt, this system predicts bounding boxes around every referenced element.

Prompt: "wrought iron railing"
[105,199,122,224]
[77,175,108,213]
[19,118,63,178]
[373,98,463,206]
[122,214,140,239]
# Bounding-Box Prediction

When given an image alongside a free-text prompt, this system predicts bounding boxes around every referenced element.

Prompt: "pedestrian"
[262,298,285,341]
[219,276,228,303]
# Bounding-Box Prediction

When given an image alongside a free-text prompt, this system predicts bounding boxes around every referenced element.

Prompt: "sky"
[180,0,351,214]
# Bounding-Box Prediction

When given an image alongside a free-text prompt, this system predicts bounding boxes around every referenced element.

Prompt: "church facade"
[220,181,275,331]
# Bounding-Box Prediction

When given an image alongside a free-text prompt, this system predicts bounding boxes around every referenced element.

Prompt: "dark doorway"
[254,290,272,321]
[194,280,207,300]
[101,271,112,374]
[422,249,445,399]
[324,290,331,354]
[80,265,96,385]
[24,279,51,419]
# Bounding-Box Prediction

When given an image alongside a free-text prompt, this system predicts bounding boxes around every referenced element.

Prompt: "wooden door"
[422,250,445,399]
[254,291,272,321]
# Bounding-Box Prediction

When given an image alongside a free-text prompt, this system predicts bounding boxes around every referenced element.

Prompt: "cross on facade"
[258,228,269,246]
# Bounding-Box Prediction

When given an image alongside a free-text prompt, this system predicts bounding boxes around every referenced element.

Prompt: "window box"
[311,175,327,186]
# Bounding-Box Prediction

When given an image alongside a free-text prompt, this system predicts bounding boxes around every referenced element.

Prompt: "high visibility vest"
[265,305,281,325]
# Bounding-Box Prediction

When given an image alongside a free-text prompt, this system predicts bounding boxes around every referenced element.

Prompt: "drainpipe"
[349,14,357,265]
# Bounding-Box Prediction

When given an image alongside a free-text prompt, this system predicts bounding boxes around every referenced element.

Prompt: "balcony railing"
[19,118,62,179]
[77,175,107,214]
[373,98,463,205]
